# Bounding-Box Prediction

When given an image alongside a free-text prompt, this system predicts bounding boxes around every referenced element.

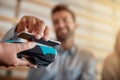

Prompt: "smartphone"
[18,32,61,47]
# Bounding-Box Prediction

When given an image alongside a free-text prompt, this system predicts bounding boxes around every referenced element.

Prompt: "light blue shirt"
[2,27,96,80]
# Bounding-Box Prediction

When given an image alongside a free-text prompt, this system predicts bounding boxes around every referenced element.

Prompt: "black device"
[6,32,61,67]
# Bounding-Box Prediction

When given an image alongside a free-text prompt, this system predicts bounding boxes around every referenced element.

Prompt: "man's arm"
[81,54,96,80]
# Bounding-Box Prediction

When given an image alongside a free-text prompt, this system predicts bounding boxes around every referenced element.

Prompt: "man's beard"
[56,30,74,42]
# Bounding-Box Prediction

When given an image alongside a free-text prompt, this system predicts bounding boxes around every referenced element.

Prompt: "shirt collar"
[56,45,77,56]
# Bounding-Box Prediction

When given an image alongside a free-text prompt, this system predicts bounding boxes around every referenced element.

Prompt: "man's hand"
[0,42,36,67]
[16,16,49,41]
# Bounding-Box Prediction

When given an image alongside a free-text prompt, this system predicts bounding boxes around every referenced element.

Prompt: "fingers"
[35,19,46,39]
[16,58,37,68]
[16,17,27,33]
[28,17,36,33]
[15,42,36,53]
[43,26,49,41]
[17,16,49,40]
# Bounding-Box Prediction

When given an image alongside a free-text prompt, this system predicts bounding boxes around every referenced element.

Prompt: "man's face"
[52,10,76,42]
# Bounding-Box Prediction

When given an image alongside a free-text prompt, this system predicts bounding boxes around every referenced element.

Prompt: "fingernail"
[44,37,48,41]
[36,35,41,39]
[32,32,35,35]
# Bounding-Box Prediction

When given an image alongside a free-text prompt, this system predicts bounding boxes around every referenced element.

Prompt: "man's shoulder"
[76,46,95,59]
[74,46,96,65]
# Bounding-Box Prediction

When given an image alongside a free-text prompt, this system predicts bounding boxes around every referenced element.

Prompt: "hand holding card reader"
[6,32,61,67]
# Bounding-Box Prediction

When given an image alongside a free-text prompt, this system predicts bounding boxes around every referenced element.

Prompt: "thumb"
[15,42,36,53]
[16,58,37,68]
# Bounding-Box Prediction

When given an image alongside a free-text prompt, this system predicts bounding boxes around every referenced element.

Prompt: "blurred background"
[0,0,120,80]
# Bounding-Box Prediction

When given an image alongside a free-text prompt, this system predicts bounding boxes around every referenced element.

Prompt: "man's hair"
[51,4,76,21]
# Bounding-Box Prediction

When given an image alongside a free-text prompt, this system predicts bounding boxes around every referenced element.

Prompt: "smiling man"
[2,4,96,80]
[27,4,96,80]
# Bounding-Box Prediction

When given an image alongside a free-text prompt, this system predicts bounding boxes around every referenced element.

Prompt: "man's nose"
[58,21,65,28]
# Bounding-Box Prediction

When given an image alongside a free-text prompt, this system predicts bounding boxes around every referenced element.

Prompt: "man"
[1,16,49,67]
[3,5,96,80]
[27,5,96,80]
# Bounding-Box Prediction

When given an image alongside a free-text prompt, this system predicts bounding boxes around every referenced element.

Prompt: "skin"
[0,42,35,67]
[16,16,49,40]
[52,10,77,50]
[0,16,49,67]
